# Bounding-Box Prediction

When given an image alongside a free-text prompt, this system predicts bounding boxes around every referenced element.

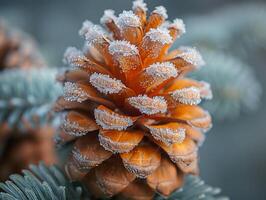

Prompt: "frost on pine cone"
[0,20,45,70]
[55,1,212,199]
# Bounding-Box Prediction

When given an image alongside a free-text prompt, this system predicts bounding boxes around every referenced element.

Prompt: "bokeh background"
[0,0,265,199]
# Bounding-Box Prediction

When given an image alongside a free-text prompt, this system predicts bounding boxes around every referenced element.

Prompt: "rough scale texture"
[56,1,212,199]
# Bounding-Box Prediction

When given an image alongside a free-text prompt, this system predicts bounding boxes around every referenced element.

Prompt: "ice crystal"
[72,146,92,169]
[169,18,186,35]
[100,9,116,24]
[116,10,141,30]
[132,0,148,12]
[61,114,88,136]
[178,46,205,67]
[79,20,106,45]
[109,40,139,56]
[63,82,88,103]
[146,62,178,79]
[171,87,201,105]
[199,81,213,100]
[128,95,167,115]
[153,6,168,19]
[145,28,172,44]
[94,108,133,130]
[148,126,186,145]
[63,47,86,67]
[90,72,125,94]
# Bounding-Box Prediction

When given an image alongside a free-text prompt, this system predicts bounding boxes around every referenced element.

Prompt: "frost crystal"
[94,108,133,130]
[128,95,167,115]
[109,40,139,56]
[72,147,92,169]
[146,62,178,79]
[199,81,213,100]
[100,9,116,24]
[62,115,88,136]
[79,20,106,45]
[63,82,88,103]
[178,46,205,67]
[148,126,186,145]
[116,10,141,30]
[132,0,148,12]
[89,72,125,94]
[171,87,201,105]
[169,18,186,35]
[63,47,86,67]
[145,28,172,44]
[153,6,168,19]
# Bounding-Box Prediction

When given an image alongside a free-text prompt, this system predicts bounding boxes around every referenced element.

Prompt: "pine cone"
[0,127,57,181]
[0,21,55,181]
[0,20,46,70]
[56,1,212,199]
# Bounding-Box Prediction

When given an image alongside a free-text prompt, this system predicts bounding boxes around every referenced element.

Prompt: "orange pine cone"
[0,20,45,70]
[56,0,212,199]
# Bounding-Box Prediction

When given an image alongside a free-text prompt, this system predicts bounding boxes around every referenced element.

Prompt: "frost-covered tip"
[169,18,186,35]
[178,46,205,67]
[147,126,186,145]
[109,40,139,56]
[79,20,106,45]
[94,108,133,130]
[116,10,141,29]
[171,87,201,105]
[152,6,168,19]
[100,9,116,24]
[128,95,167,115]
[132,0,148,12]
[61,115,88,136]
[145,28,173,44]
[63,82,88,103]
[63,47,86,67]
[72,147,91,168]
[146,62,178,79]
[89,72,125,94]
[199,81,213,100]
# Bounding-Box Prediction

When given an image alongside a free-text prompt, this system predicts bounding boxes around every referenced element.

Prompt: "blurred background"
[0,0,265,199]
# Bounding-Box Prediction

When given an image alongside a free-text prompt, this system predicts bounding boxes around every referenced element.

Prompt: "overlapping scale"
[57,0,212,199]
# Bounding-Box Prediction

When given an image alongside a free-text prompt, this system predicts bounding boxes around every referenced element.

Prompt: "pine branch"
[0,68,62,130]
[190,49,262,120]
[0,163,84,200]
[155,175,228,200]
[179,3,266,55]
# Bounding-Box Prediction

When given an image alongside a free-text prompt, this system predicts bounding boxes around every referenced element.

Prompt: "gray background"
[0,0,265,199]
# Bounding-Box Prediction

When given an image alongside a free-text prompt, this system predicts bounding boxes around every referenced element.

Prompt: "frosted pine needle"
[63,82,88,103]
[171,87,201,105]
[146,62,178,79]
[90,72,126,94]
[63,47,86,67]
[116,10,141,30]
[153,6,168,19]
[132,0,148,12]
[128,95,167,115]
[94,108,133,130]
[100,9,116,24]
[178,46,205,67]
[145,28,173,44]
[109,40,139,56]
